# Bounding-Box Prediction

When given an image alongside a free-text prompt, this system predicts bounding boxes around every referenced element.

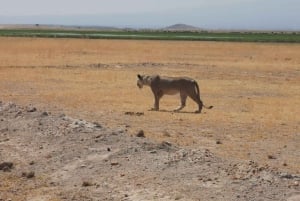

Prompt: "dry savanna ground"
[1,37,300,170]
[0,37,300,200]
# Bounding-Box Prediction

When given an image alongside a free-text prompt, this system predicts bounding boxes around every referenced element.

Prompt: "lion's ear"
[137,74,142,80]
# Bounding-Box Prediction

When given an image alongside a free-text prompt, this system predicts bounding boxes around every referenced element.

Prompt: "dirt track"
[0,37,300,200]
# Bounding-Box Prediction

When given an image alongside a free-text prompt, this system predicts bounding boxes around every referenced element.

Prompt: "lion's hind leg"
[188,93,203,113]
[174,93,187,112]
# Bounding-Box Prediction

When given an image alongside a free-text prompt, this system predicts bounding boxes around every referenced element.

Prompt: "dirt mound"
[0,102,299,200]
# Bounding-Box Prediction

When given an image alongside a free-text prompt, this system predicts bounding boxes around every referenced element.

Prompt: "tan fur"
[137,74,213,113]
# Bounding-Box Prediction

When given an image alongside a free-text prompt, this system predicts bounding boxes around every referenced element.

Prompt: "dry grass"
[0,37,299,172]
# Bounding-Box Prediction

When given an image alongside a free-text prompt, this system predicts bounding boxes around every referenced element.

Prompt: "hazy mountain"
[164,24,201,31]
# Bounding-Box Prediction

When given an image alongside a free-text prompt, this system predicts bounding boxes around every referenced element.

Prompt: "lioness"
[137,74,213,113]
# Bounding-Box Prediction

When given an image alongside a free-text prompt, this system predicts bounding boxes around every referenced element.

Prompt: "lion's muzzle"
[137,80,143,89]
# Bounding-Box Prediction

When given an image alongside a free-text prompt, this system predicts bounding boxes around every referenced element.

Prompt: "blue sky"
[0,0,299,30]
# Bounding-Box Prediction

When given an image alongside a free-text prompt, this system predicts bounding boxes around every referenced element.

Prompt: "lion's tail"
[194,81,213,110]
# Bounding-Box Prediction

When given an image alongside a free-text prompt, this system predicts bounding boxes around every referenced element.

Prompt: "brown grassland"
[0,36,299,173]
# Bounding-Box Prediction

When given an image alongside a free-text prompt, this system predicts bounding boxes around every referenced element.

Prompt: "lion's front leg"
[152,95,159,111]
[151,90,163,111]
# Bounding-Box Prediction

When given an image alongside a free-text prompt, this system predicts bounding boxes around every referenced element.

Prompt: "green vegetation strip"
[1,29,300,43]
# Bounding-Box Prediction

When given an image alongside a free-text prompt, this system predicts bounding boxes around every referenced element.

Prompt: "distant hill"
[164,24,201,31]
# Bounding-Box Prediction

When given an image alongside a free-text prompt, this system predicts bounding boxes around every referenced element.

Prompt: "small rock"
[27,171,35,178]
[158,141,173,150]
[112,129,125,135]
[59,114,66,118]
[22,171,35,178]
[118,128,125,133]
[41,111,48,116]
[136,112,144,116]
[280,173,294,179]
[111,162,119,166]
[0,162,13,172]
[124,111,144,116]
[0,128,8,132]
[27,106,37,112]
[267,155,276,159]
[0,138,10,143]
[163,131,171,137]
[294,181,299,186]
[15,111,22,117]
[124,111,134,115]
[82,181,93,187]
[29,161,35,165]
[216,140,222,144]
[95,135,102,138]
[93,122,102,128]
[175,195,183,200]
[49,181,56,186]
[107,148,111,152]
[136,130,145,137]
[161,141,172,147]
